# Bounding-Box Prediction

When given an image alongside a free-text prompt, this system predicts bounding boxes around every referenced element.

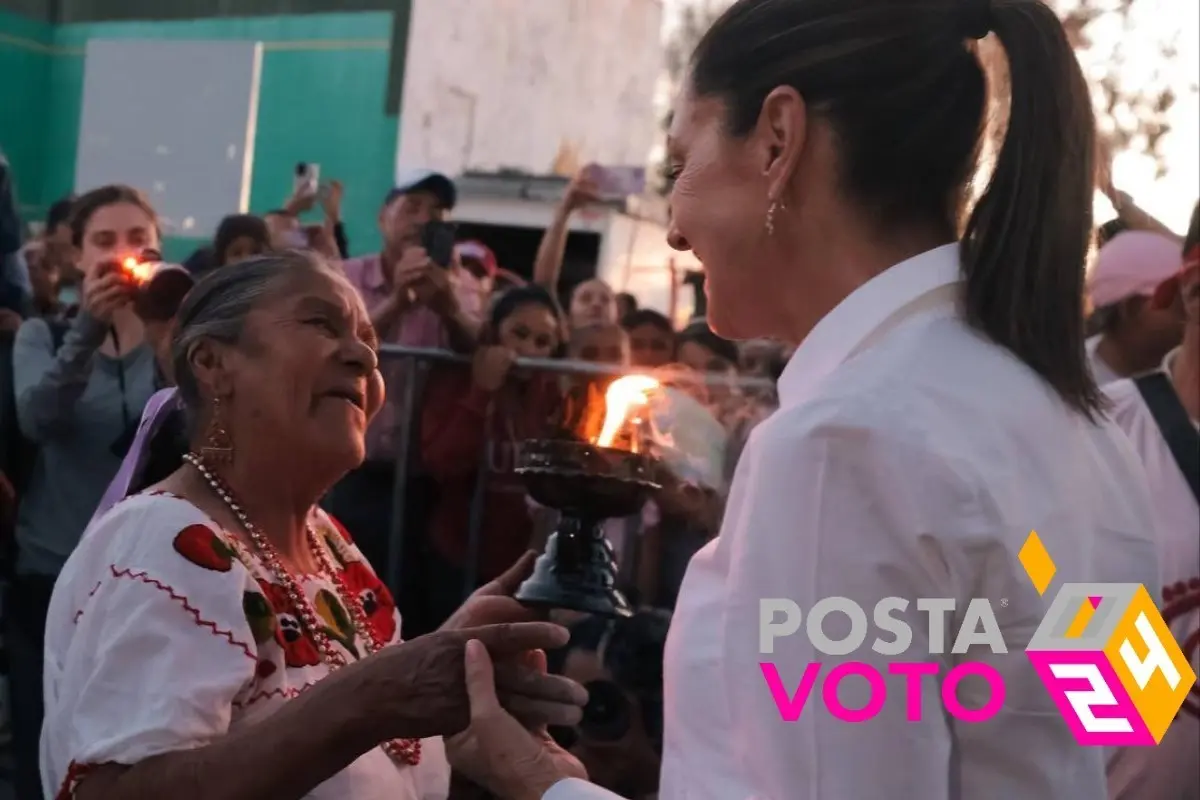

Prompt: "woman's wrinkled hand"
[450,641,587,800]
[352,621,584,741]
[440,552,587,730]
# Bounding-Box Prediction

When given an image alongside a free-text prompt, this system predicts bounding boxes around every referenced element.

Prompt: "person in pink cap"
[454,238,499,308]
[1086,229,1185,385]
[1102,203,1199,800]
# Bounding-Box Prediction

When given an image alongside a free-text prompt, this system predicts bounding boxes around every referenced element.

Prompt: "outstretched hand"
[441,550,545,631]
[451,640,587,800]
[440,551,583,731]
[358,621,578,741]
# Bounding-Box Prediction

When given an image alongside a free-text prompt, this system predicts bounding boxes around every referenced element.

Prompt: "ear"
[755,85,809,206]
[186,338,236,401]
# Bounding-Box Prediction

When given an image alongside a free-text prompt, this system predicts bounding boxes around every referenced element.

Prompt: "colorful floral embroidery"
[173,524,235,573]
[341,562,398,643]
[255,580,320,668]
[314,588,359,656]
[242,591,277,645]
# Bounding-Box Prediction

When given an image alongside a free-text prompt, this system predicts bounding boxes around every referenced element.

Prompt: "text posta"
[759,597,1008,656]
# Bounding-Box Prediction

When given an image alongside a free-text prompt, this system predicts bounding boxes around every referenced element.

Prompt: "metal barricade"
[373,344,777,608]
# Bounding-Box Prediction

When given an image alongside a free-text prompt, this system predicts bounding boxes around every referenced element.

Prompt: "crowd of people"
[0,0,1196,797]
[0,152,785,799]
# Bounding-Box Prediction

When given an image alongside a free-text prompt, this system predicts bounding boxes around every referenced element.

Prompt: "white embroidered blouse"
[41,492,450,799]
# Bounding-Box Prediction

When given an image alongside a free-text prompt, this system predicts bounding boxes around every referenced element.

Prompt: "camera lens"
[578,679,631,742]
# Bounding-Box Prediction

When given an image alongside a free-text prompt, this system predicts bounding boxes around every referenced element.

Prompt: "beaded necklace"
[183,452,421,765]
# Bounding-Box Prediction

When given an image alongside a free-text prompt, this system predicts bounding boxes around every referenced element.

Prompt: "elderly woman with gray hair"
[42,250,586,800]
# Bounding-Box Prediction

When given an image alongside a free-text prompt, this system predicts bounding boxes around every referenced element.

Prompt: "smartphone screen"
[293,162,319,197]
[421,221,458,268]
[586,165,646,201]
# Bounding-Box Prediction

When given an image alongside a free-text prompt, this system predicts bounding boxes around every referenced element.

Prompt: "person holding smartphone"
[6,185,159,799]
[331,170,483,590]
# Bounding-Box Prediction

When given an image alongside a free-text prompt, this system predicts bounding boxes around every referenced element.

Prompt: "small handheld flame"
[595,374,661,449]
[122,256,154,284]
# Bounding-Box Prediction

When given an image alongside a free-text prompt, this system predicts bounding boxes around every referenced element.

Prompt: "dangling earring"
[201,397,234,464]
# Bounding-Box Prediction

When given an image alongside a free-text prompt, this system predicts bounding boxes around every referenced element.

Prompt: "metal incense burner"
[514,438,660,618]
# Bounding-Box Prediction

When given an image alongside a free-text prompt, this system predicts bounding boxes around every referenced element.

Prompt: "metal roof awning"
[456,171,625,210]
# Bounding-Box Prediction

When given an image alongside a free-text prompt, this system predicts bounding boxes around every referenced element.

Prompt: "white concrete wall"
[396,0,664,177]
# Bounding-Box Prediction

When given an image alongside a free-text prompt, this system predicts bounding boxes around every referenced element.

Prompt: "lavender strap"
[89,387,181,527]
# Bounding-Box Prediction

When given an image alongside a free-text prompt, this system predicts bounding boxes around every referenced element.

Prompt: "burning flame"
[595,375,661,450]
[122,256,154,284]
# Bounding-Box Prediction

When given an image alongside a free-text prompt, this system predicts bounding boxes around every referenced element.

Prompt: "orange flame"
[595,375,660,451]
[122,256,154,284]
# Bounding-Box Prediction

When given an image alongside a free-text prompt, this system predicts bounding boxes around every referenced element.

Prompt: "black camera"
[97,249,194,322]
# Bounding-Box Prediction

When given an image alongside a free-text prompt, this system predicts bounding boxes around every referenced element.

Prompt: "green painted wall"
[0,10,54,220]
[0,9,400,259]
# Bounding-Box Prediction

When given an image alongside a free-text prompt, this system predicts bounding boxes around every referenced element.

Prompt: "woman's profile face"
[570,279,617,328]
[665,87,799,340]
[497,302,560,359]
[221,269,382,470]
[78,202,159,278]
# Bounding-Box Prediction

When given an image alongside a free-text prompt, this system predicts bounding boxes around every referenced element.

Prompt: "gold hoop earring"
[201,397,234,464]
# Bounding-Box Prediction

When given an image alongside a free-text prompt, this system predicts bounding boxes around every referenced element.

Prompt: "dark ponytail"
[961,0,1101,417]
[1185,202,1200,254]
[690,0,1102,417]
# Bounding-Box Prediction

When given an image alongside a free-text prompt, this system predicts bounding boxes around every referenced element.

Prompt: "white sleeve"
[43,502,259,794]
[543,777,626,800]
[715,411,1033,800]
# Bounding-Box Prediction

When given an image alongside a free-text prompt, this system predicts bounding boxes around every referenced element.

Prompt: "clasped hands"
[441,552,589,799]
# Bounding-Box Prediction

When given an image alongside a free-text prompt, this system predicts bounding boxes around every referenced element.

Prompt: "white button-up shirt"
[544,244,1160,800]
[1102,353,1199,800]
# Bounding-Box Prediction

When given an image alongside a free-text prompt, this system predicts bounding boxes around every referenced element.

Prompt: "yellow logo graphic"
[1019,531,1195,746]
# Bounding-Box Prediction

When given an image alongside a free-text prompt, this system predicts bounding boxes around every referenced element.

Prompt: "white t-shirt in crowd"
[1088,334,1124,387]
[1103,351,1200,800]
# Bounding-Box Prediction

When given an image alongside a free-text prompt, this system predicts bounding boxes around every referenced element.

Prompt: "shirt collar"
[777,243,962,407]
[1161,346,1182,376]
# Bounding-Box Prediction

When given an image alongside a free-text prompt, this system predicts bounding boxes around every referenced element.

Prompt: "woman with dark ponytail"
[447,2,1165,800]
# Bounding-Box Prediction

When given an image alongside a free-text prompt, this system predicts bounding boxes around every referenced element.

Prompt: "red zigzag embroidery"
[233,682,317,711]
[109,565,256,663]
